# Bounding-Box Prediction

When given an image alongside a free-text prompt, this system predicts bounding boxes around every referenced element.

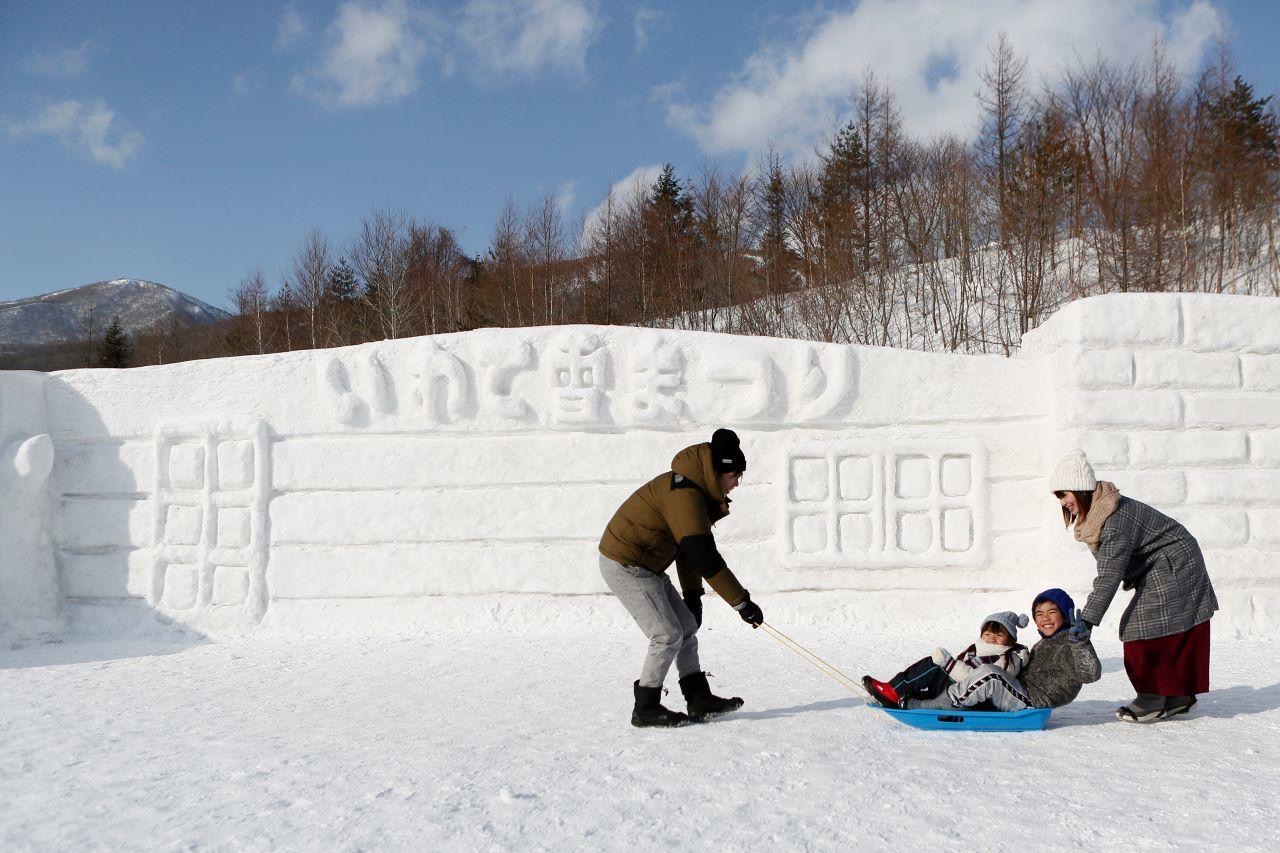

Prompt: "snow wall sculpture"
[0,372,61,647]
[2,292,1278,644]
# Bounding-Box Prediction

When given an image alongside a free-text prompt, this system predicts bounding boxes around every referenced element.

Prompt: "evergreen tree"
[759,152,795,294]
[817,120,870,273]
[326,256,358,302]
[1206,76,1279,164]
[649,163,695,234]
[819,120,869,212]
[97,315,134,368]
[642,164,702,313]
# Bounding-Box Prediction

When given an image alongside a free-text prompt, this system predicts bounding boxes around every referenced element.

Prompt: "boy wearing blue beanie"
[1020,588,1103,709]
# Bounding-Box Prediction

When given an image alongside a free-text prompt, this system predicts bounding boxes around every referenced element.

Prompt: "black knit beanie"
[710,428,746,474]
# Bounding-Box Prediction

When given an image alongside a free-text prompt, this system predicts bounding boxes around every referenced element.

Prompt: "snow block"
[1057,346,1133,389]
[1023,294,1181,350]
[1133,351,1239,390]
[1111,471,1187,507]
[1241,355,1280,392]
[1048,430,1128,468]
[854,348,1041,423]
[1166,506,1249,549]
[1187,471,1280,506]
[1184,394,1280,429]
[1128,431,1248,467]
[273,432,695,491]
[1252,430,1280,464]
[1060,390,1182,429]
[52,439,153,495]
[1182,294,1280,353]
[56,497,151,550]
[60,551,151,599]
[1247,509,1280,548]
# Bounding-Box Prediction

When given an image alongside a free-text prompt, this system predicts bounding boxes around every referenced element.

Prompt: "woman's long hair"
[1056,489,1094,528]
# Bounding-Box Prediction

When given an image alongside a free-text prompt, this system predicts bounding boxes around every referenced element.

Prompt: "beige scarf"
[1073,481,1121,553]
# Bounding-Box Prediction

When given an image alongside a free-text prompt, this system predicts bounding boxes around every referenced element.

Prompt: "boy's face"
[981,624,1012,645]
[1034,603,1066,636]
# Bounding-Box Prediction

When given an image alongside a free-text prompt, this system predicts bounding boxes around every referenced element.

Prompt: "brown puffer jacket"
[598,442,748,606]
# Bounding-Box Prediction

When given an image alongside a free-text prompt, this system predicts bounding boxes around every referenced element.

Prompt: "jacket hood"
[671,443,726,506]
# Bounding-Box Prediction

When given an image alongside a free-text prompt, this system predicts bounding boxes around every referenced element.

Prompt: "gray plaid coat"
[1080,497,1218,642]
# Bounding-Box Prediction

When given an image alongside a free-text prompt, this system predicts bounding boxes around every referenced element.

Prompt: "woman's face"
[1056,490,1081,520]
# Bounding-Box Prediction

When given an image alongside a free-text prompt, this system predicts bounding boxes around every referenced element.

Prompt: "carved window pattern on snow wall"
[782,440,987,568]
[150,417,270,626]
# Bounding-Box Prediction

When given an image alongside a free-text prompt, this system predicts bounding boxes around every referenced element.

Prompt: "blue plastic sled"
[875,705,1052,732]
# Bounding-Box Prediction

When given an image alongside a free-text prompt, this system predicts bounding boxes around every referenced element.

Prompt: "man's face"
[718,470,741,495]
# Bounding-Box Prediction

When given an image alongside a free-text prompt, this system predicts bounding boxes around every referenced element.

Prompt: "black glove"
[683,593,703,628]
[734,596,763,628]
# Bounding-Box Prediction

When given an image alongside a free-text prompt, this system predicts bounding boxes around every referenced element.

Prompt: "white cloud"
[669,0,1227,157]
[232,72,258,95]
[634,7,661,53]
[4,99,144,169]
[458,0,600,79]
[22,40,96,78]
[581,164,663,244]
[277,4,309,48]
[556,180,578,217]
[290,0,436,109]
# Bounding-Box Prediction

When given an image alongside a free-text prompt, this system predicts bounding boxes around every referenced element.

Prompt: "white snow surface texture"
[3,292,1280,645]
[2,631,1278,851]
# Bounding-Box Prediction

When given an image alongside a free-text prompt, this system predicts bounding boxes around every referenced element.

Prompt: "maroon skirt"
[1123,620,1211,697]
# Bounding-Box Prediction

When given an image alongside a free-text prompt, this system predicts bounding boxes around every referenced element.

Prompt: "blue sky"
[2,0,1277,310]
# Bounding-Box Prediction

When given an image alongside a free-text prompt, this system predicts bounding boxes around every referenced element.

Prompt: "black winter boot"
[679,672,744,721]
[632,681,691,728]
[1116,693,1165,723]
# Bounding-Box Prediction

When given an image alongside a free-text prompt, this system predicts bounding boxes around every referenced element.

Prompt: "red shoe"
[862,676,904,708]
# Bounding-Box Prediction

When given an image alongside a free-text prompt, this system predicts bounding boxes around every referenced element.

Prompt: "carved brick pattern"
[151,417,270,627]
[782,440,987,568]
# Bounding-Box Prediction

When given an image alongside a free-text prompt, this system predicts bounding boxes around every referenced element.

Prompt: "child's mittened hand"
[931,647,953,666]
[1067,608,1092,643]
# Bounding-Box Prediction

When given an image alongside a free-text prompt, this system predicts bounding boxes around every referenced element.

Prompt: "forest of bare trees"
[70,38,1280,369]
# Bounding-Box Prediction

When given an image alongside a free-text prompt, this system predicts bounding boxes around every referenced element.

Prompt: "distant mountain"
[0,279,232,350]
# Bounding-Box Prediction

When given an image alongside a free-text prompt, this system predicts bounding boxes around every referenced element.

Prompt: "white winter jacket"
[932,641,1030,682]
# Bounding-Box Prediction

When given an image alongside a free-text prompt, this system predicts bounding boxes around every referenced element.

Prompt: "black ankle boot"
[632,681,691,728]
[679,672,744,721]
[1117,692,1166,723]
[1162,695,1197,718]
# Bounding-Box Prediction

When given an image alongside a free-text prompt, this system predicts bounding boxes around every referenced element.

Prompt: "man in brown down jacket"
[598,428,763,728]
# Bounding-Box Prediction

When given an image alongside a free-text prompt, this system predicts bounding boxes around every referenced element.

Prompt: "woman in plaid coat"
[1049,451,1218,723]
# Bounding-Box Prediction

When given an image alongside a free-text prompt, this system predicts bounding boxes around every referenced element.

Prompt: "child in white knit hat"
[864,611,1031,710]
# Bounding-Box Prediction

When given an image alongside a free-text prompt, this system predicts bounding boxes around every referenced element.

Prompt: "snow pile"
[1,292,1278,645]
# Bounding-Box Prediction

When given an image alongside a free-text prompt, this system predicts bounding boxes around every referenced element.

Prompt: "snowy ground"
[3,626,1278,852]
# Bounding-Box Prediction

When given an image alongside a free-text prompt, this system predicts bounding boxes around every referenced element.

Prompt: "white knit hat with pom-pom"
[982,611,1030,642]
[1049,449,1096,492]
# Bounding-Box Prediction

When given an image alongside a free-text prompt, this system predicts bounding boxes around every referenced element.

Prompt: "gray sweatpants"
[599,554,701,688]
[909,664,1034,712]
